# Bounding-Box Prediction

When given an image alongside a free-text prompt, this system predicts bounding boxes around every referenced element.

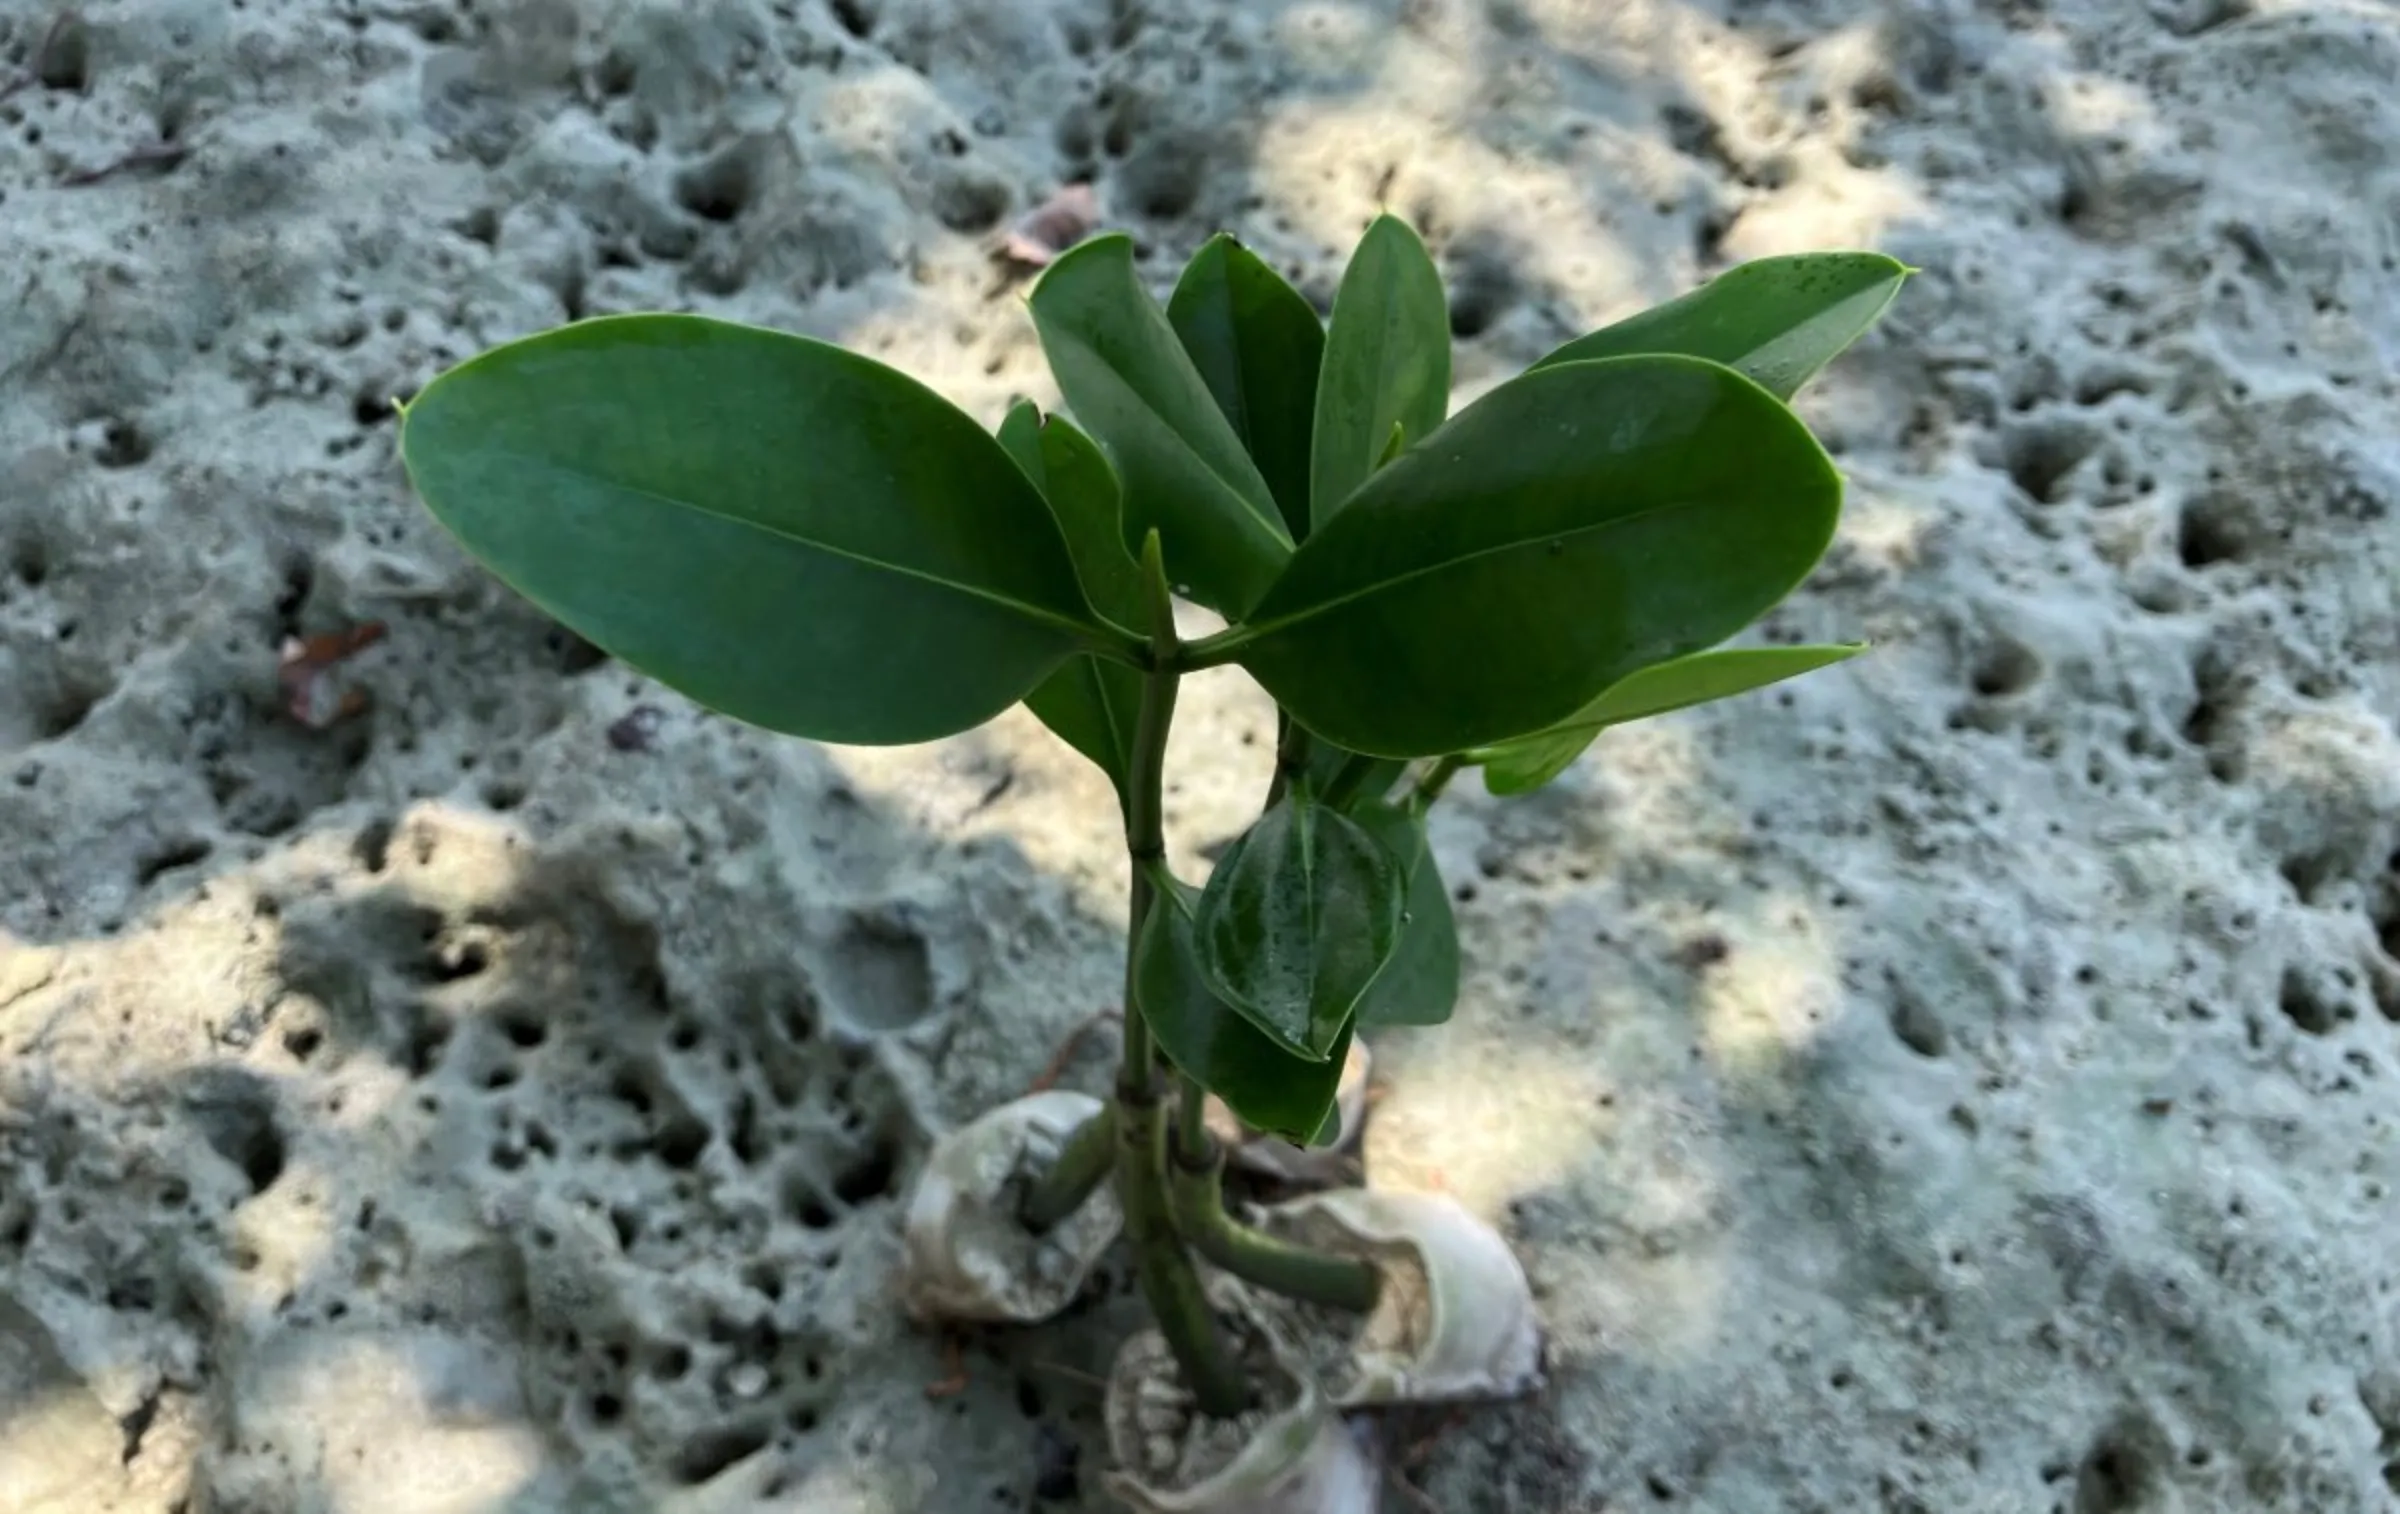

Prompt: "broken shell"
[1101,1311,1382,1514]
[1206,1038,1371,1185]
[1259,1187,1542,1408]
[897,1091,1120,1325]
[997,182,1101,267]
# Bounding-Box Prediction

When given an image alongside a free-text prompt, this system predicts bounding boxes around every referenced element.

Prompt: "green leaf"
[1531,252,1909,401]
[1136,877,1358,1143]
[1167,235,1325,540]
[1348,802,1460,1029]
[996,396,1046,480]
[1233,353,1843,758]
[1028,234,1292,619]
[400,314,1103,746]
[1311,214,1452,527]
[1472,643,1865,795]
[1011,407,1149,802]
[1194,790,1403,1061]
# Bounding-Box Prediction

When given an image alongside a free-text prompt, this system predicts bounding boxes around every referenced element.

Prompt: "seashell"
[897,1091,1120,1325]
[1258,1187,1542,1408]
[998,182,1101,267]
[1206,1039,1371,1185]
[1101,1309,1382,1514]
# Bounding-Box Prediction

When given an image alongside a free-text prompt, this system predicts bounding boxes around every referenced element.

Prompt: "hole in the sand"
[39,682,100,740]
[1970,638,2042,698]
[1120,142,1202,220]
[830,0,875,38]
[282,1025,323,1062]
[787,1179,837,1231]
[2177,495,2249,569]
[2278,851,2339,903]
[655,1113,711,1170]
[95,418,152,468]
[2074,1432,2154,1513]
[831,1129,901,1207]
[36,20,89,92]
[1448,241,1520,339]
[187,1072,288,1195]
[674,148,758,223]
[2278,968,2339,1037]
[135,838,212,886]
[729,1093,762,1166]
[272,558,313,640]
[1888,994,1949,1058]
[426,939,490,983]
[672,1421,771,1485]
[11,537,47,586]
[400,1007,451,1077]
[2002,420,2094,504]
[501,1013,547,1049]
[352,818,395,874]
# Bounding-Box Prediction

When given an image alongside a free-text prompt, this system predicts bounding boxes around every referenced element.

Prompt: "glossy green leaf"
[1531,252,1909,401]
[400,314,1102,745]
[1007,405,1149,802]
[1232,354,1843,758]
[1028,234,1292,619]
[1168,235,1325,540]
[1135,877,1358,1143]
[996,396,1045,479]
[1348,802,1460,1029]
[1472,643,1866,795]
[1195,791,1403,1061]
[1311,214,1452,527]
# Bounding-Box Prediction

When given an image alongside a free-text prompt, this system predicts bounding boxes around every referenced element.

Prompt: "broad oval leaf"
[1349,802,1461,1029]
[1168,235,1326,541]
[1531,252,1909,401]
[1136,879,1358,1143]
[1028,234,1292,619]
[1010,405,1148,804]
[1195,791,1403,1061]
[1234,354,1843,758]
[1311,214,1452,528]
[401,315,1101,745]
[1472,642,1866,796]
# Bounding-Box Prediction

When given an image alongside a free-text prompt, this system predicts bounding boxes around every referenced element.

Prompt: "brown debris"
[278,622,386,729]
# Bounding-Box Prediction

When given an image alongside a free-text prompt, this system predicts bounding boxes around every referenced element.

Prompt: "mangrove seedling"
[397,214,1906,1508]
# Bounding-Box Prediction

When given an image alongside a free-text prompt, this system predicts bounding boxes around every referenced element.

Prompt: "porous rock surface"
[2,0,2396,1510]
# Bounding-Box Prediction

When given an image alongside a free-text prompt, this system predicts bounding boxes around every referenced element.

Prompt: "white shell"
[1207,1039,1372,1184]
[1101,1314,1382,1514]
[1259,1187,1543,1408]
[896,1091,1120,1325]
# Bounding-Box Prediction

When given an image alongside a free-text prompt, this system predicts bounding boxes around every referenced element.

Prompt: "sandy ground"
[3,0,2398,1509]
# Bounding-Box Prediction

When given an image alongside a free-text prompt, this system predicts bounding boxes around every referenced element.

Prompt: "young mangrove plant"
[397,214,1905,1508]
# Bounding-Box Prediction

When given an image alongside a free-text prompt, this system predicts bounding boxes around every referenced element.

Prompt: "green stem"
[1113,531,1248,1420]
[1018,1105,1116,1234]
[1172,1071,1213,1166]
[1318,750,1380,811]
[1167,1141,1381,1314]
[1265,713,1311,809]
[1410,754,1464,810]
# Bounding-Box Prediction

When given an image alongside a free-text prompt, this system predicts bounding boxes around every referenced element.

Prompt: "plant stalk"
[1411,754,1464,809]
[1018,1104,1116,1234]
[1318,749,1382,810]
[1166,1138,1381,1314]
[1173,1070,1213,1166]
[1113,533,1248,1419]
